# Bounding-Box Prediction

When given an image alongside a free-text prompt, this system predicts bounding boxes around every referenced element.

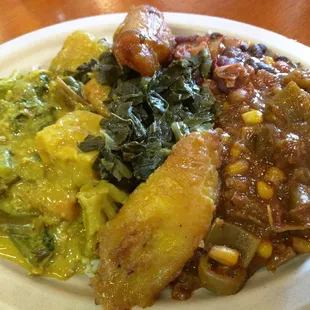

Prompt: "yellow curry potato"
[49,31,109,74]
[92,131,222,310]
[82,78,111,117]
[35,110,103,189]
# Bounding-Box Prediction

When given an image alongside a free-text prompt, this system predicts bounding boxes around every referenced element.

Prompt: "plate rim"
[0,12,309,66]
[0,11,309,47]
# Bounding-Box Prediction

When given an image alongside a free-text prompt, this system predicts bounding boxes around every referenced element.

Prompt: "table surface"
[0,0,309,46]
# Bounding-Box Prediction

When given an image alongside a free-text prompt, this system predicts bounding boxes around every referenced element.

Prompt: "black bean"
[217,56,237,66]
[289,61,298,69]
[175,35,199,45]
[274,55,289,62]
[210,32,223,39]
[248,44,266,58]
[214,76,229,94]
[240,43,249,51]
[244,58,258,71]
[256,62,276,74]
[257,43,267,54]
[248,45,263,58]
[222,46,242,58]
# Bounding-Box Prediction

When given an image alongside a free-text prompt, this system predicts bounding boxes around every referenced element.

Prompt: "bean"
[175,35,199,45]
[256,62,276,74]
[215,78,227,93]
[217,56,237,66]
[222,47,242,58]
[274,55,289,62]
[257,43,267,54]
[240,43,249,51]
[210,32,223,40]
[248,44,267,58]
[244,58,258,71]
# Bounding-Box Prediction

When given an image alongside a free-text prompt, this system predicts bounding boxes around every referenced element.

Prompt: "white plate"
[0,13,309,310]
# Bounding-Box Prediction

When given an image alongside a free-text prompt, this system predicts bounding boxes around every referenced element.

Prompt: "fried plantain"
[113,5,175,77]
[91,131,222,309]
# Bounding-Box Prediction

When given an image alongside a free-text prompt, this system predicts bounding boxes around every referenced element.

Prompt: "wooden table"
[0,0,309,46]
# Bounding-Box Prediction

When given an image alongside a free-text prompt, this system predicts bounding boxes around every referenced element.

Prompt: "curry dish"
[0,5,309,309]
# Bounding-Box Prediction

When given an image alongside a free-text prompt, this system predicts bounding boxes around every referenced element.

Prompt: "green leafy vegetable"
[0,213,44,236]
[77,49,215,184]
[0,71,19,99]
[0,148,15,185]
[0,70,56,135]
[10,231,54,267]
[78,135,104,152]
[74,52,132,85]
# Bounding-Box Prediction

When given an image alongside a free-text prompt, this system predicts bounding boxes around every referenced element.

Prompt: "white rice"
[83,258,100,278]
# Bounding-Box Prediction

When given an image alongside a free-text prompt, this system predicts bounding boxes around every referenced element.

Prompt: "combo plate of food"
[0,5,309,310]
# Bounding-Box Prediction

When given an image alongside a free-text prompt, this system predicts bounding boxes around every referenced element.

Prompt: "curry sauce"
[0,32,125,280]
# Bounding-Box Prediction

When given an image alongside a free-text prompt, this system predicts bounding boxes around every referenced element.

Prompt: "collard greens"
[78,49,216,184]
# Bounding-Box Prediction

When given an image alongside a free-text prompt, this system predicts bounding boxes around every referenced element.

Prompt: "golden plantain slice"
[113,5,174,77]
[91,131,222,309]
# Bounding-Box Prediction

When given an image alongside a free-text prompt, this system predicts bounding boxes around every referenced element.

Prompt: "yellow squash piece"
[49,31,109,74]
[91,131,222,310]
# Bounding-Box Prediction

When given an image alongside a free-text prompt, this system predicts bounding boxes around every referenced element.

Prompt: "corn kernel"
[241,110,263,125]
[257,181,274,200]
[292,237,310,253]
[225,159,249,175]
[264,56,274,65]
[230,143,243,159]
[257,240,273,259]
[264,167,285,185]
[208,245,239,267]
